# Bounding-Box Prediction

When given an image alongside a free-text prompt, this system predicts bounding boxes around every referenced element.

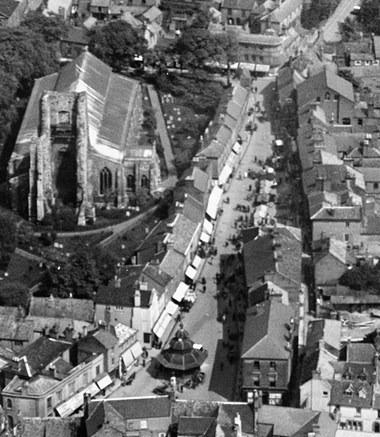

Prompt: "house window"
[342,117,351,125]
[374,422,380,432]
[345,221,350,227]
[116,306,123,311]
[83,373,88,386]
[98,6,101,11]
[254,361,260,370]
[8,416,13,430]
[140,420,148,429]
[100,167,112,195]
[56,390,62,403]
[228,8,232,15]
[253,375,260,386]
[358,118,363,125]
[6,399,12,410]
[269,375,276,387]
[242,10,246,17]
[143,332,151,344]
[96,365,101,375]
[14,340,23,346]
[111,355,115,365]
[344,234,350,242]
[356,408,362,417]
[333,94,339,101]
[324,91,330,100]
[270,361,276,370]
[316,96,321,103]
[68,381,75,396]
[142,0,146,4]
[47,396,53,410]
[244,55,249,61]
[374,182,379,189]
[251,55,256,61]
[236,17,241,25]
[323,391,328,398]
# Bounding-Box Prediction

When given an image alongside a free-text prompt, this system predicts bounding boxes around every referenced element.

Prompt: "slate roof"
[243,234,275,286]
[241,300,294,360]
[178,416,215,436]
[222,0,255,10]
[373,36,380,59]
[297,70,354,109]
[135,220,168,265]
[141,262,172,296]
[0,0,19,18]
[0,316,33,341]
[313,237,355,266]
[14,52,140,162]
[141,5,162,21]
[6,374,59,395]
[330,380,373,408]
[268,0,303,23]
[95,265,149,307]
[170,214,199,255]
[237,33,284,46]
[156,249,185,279]
[214,124,233,146]
[182,195,204,224]
[29,296,94,322]
[311,206,362,221]
[61,26,89,45]
[17,337,72,375]
[25,316,91,339]
[347,343,375,364]
[88,397,171,422]
[257,406,319,437]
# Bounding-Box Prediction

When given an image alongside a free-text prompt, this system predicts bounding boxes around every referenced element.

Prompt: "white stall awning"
[203,219,213,235]
[191,255,202,269]
[96,373,113,390]
[232,142,242,154]
[56,383,100,417]
[200,231,211,243]
[185,265,197,280]
[206,186,223,220]
[130,341,143,360]
[255,64,270,73]
[121,349,134,368]
[218,164,233,186]
[153,311,172,339]
[166,300,179,316]
[172,282,188,303]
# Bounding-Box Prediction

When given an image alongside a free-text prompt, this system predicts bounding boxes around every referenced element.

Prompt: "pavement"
[322,0,362,43]
[108,77,277,402]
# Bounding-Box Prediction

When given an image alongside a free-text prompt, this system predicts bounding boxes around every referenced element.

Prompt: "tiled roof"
[88,397,171,420]
[141,262,172,297]
[135,220,168,265]
[0,0,19,18]
[178,417,215,436]
[95,265,150,307]
[313,237,355,266]
[61,27,89,45]
[182,195,204,224]
[237,32,283,46]
[141,5,162,21]
[157,249,185,279]
[311,205,362,221]
[170,214,199,255]
[241,300,294,360]
[275,227,302,286]
[29,296,94,322]
[242,234,275,286]
[373,36,380,59]
[214,124,233,146]
[268,0,303,23]
[232,83,248,105]
[347,343,375,364]
[361,166,380,182]
[226,100,243,120]
[17,337,72,375]
[25,316,91,339]
[222,0,255,10]
[92,329,118,349]
[0,316,33,341]
[257,406,319,437]
[330,380,373,408]
[198,140,224,159]
[86,400,126,436]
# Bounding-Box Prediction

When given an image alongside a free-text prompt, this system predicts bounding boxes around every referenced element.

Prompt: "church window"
[100,167,112,194]
[141,175,149,189]
[127,174,135,190]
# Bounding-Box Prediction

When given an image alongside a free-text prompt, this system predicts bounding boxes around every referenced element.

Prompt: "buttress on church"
[7,52,161,225]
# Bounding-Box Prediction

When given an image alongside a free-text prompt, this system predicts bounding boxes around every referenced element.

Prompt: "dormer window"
[344,383,354,396]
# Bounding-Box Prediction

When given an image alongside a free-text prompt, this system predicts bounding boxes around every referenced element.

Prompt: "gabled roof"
[169,214,200,255]
[222,0,255,10]
[197,140,224,159]
[241,300,294,360]
[330,380,373,408]
[141,5,162,21]
[88,397,171,421]
[182,195,204,224]
[268,0,303,23]
[297,70,354,109]
[313,237,355,266]
[29,296,94,323]
[258,406,319,437]
[347,343,375,364]
[178,416,215,437]
[157,249,185,279]
[243,234,275,286]
[214,124,233,147]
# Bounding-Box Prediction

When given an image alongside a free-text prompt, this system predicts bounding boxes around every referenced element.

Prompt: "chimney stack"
[134,289,141,307]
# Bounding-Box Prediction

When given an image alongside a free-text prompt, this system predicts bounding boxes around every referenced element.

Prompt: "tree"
[93,248,117,285]
[174,28,217,70]
[88,21,147,72]
[0,216,17,269]
[21,10,69,43]
[0,281,29,308]
[339,263,380,292]
[42,250,101,299]
[212,33,239,84]
[301,0,340,29]
[338,17,362,42]
[359,0,380,35]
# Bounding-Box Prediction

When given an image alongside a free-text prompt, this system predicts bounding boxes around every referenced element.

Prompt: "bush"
[0,281,30,308]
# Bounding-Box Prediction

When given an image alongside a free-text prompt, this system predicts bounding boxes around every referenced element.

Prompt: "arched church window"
[100,167,112,194]
[127,174,135,189]
[141,175,149,189]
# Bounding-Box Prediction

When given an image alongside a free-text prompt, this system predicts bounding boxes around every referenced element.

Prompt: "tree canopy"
[301,0,340,29]
[21,11,69,43]
[0,281,29,308]
[88,21,147,71]
[339,263,380,292]
[40,248,117,299]
[358,0,380,35]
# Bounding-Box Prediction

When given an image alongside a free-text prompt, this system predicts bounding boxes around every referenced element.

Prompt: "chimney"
[82,325,88,337]
[114,276,121,288]
[48,364,57,379]
[134,289,141,307]
[64,326,74,342]
[83,393,91,420]
[368,101,374,119]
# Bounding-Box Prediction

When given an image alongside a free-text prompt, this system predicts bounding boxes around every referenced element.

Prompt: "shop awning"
[200,231,211,244]
[206,186,223,220]
[255,64,270,73]
[56,382,100,417]
[185,265,197,280]
[96,373,113,390]
[203,219,213,235]
[166,300,179,316]
[172,282,188,303]
[130,341,143,360]
[232,142,242,154]
[218,164,233,185]
[153,311,172,339]
[226,151,236,168]
[191,255,202,269]
[121,349,134,368]
[238,62,256,72]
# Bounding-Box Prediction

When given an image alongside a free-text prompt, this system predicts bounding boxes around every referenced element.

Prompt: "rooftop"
[29,296,94,322]
[241,300,294,360]
[0,0,19,18]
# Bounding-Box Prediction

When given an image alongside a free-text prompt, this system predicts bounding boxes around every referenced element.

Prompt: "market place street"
[108,77,277,401]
